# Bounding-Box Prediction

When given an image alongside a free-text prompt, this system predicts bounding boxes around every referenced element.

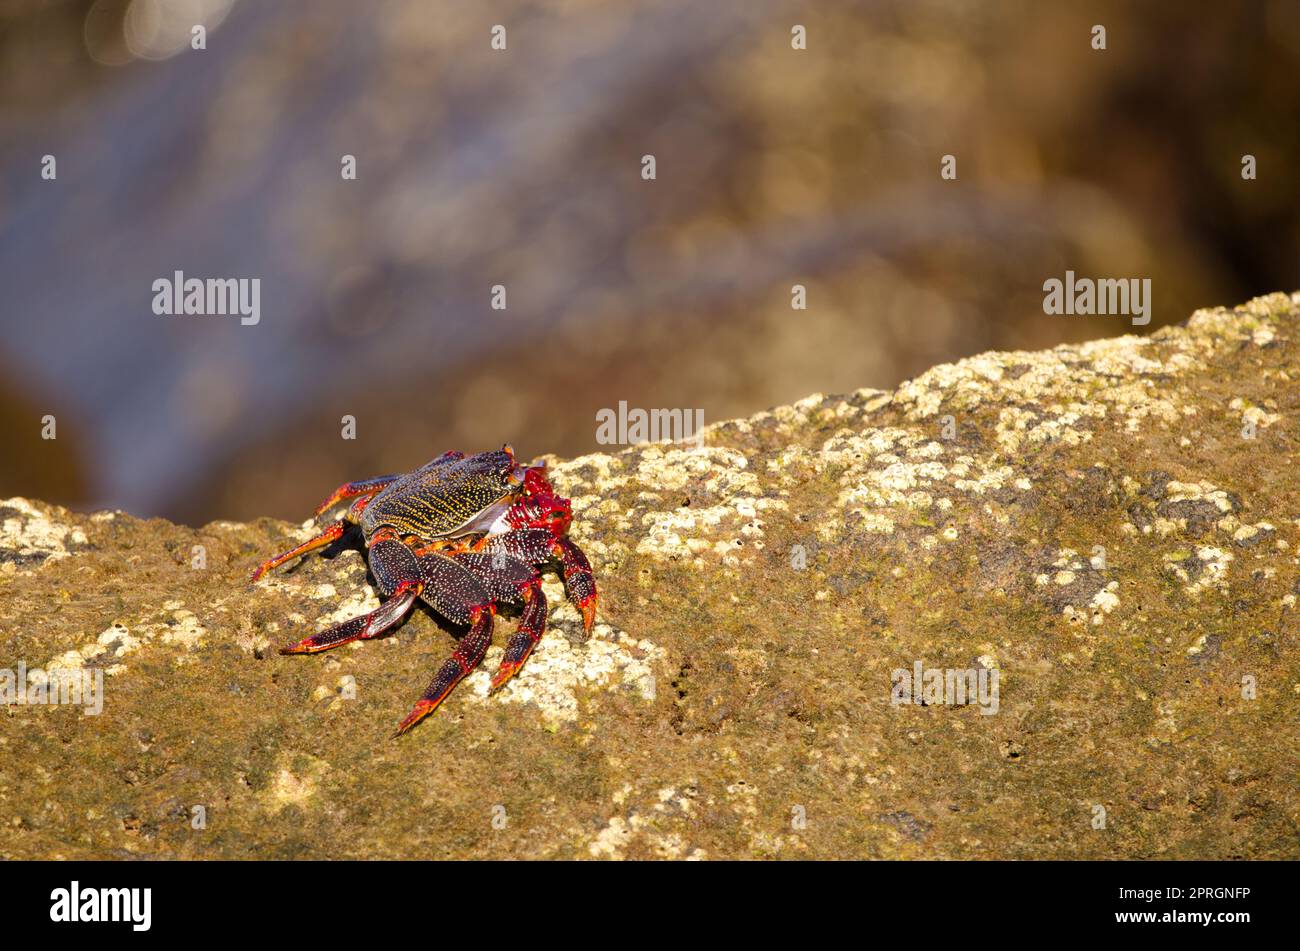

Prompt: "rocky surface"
[3,292,1298,859]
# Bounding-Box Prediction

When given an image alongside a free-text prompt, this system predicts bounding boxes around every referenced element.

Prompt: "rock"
[3,292,1298,859]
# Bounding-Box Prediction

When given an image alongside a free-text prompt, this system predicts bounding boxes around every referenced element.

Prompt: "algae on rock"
[2,292,1298,859]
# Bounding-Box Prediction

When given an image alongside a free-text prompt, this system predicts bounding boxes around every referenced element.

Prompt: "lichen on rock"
[2,292,1298,859]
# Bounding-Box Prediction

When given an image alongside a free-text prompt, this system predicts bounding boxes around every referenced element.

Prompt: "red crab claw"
[554,537,597,633]
[521,465,552,495]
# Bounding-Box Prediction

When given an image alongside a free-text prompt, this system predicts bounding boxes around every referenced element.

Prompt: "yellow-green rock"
[3,293,1297,858]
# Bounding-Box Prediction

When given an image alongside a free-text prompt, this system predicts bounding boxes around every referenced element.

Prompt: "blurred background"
[0,0,1297,524]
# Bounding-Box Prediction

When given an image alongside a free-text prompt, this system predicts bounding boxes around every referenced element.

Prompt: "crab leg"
[554,537,598,632]
[311,473,401,517]
[487,527,556,563]
[451,551,537,601]
[450,550,548,693]
[394,605,494,736]
[276,534,425,652]
[280,580,422,654]
[251,493,384,583]
[485,528,598,632]
[390,551,497,736]
[250,520,348,582]
[490,580,548,692]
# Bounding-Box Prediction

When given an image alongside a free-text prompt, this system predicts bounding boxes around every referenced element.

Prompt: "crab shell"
[358,447,528,541]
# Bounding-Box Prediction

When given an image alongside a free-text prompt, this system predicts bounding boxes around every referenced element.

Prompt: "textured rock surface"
[3,292,1298,859]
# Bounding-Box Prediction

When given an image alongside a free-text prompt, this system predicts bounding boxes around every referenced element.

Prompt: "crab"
[250,447,597,736]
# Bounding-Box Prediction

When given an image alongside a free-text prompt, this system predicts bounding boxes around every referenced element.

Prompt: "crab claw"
[552,537,597,632]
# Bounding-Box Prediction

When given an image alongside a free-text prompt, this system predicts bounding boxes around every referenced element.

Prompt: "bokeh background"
[1,0,1297,524]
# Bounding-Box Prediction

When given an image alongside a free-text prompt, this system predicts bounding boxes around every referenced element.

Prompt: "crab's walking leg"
[392,552,496,736]
[280,580,421,654]
[394,606,494,737]
[554,537,598,632]
[251,494,381,583]
[490,581,548,692]
[250,521,348,582]
[279,534,423,652]
[486,527,556,563]
[311,473,400,517]
[451,551,547,693]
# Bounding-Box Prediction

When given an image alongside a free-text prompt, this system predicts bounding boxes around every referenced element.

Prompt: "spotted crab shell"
[359,449,524,540]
